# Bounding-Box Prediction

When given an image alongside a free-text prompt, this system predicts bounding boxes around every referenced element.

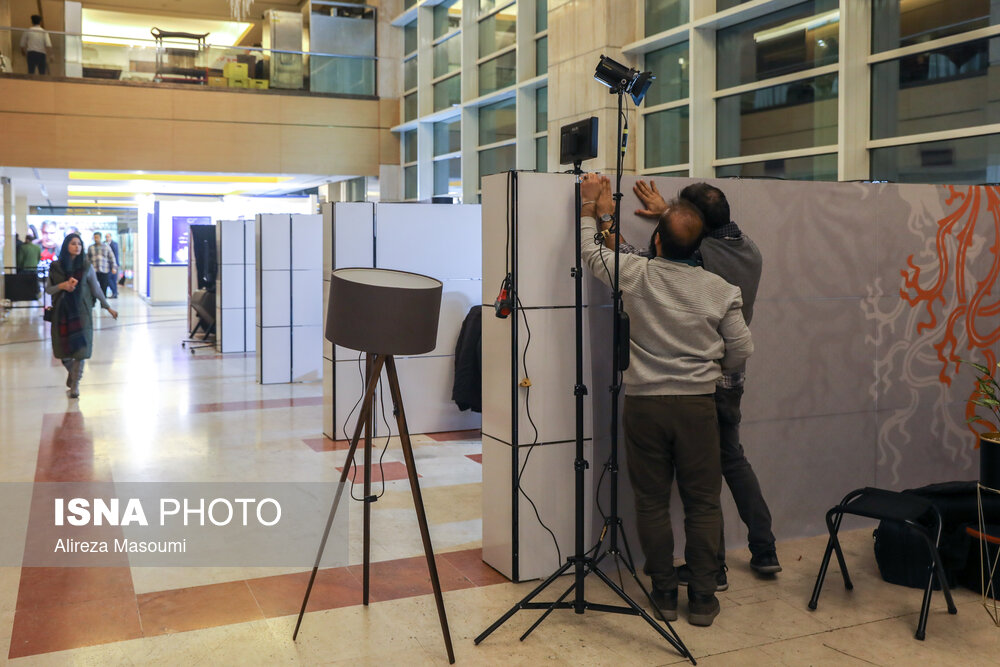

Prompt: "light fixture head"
[593,54,655,105]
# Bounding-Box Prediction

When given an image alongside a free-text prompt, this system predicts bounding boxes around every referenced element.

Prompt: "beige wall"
[0,77,399,175]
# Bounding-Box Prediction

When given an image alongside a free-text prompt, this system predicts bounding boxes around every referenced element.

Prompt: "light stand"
[475,72,694,662]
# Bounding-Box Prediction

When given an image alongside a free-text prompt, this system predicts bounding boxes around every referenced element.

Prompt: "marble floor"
[0,293,997,666]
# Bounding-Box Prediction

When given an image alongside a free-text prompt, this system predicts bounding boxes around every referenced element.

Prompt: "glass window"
[716,153,838,180]
[872,0,991,53]
[536,86,548,132]
[479,5,518,57]
[479,97,517,145]
[404,92,418,122]
[479,143,516,176]
[433,34,462,78]
[536,136,548,172]
[537,0,548,32]
[648,169,689,177]
[404,21,417,56]
[405,0,418,8]
[644,106,689,168]
[717,0,753,10]
[403,129,417,163]
[434,74,462,111]
[434,118,462,156]
[716,73,838,159]
[404,55,417,91]
[479,0,508,16]
[536,36,548,77]
[644,42,688,106]
[404,165,418,199]
[716,0,839,90]
[871,38,999,140]
[645,0,689,37]
[871,134,1000,184]
[434,0,463,39]
[479,51,517,94]
[433,157,462,196]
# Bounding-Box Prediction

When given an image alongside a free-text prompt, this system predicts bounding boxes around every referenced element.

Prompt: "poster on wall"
[171,216,209,264]
[25,215,119,272]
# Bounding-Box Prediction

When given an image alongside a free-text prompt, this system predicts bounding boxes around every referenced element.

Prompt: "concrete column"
[15,195,28,238]
[547,0,639,174]
[840,0,872,180]
[2,177,13,276]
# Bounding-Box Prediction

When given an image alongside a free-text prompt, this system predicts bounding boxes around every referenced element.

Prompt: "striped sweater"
[581,217,753,396]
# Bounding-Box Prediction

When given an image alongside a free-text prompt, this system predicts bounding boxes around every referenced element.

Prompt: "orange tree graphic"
[901,185,1000,438]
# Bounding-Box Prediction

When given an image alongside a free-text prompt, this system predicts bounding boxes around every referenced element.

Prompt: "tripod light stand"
[475,58,694,664]
[293,267,455,664]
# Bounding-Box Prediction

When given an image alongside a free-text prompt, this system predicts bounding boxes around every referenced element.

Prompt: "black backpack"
[873,481,1000,594]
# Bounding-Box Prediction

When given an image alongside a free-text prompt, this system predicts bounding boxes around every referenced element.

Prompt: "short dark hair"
[679,182,730,231]
[31,14,42,25]
[26,234,35,242]
[651,198,705,260]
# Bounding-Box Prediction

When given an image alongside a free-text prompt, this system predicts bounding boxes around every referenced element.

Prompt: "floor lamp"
[293,267,455,664]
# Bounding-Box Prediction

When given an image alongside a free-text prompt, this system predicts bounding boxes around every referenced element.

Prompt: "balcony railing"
[0,24,376,97]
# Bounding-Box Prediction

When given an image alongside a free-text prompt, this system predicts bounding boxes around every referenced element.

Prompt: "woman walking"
[46,233,118,398]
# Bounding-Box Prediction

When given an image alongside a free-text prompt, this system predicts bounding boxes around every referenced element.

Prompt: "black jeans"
[623,394,722,596]
[27,51,47,74]
[716,385,775,560]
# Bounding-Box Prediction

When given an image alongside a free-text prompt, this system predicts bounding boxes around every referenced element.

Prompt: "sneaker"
[677,563,729,592]
[750,551,782,575]
[687,592,721,627]
[649,585,678,622]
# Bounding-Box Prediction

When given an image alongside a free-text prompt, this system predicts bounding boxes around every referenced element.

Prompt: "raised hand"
[633,179,668,219]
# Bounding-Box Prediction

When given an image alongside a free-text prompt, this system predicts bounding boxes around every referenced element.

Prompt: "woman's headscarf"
[57,233,88,277]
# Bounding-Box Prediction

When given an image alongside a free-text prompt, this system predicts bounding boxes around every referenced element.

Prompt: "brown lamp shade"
[326,268,443,355]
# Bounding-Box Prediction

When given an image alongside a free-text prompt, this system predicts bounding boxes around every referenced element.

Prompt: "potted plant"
[965,360,1000,490]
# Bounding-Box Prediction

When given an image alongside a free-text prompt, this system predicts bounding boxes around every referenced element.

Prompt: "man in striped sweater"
[580,173,753,627]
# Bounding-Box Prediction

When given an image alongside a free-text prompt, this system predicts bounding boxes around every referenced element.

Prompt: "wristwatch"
[599,213,613,224]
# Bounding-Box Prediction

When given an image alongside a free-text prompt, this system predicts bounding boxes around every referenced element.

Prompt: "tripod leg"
[520,580,578,641]
[293,355,385,640]
[590,565,696,665]
[384,357,455,664]
[474,558,575,645]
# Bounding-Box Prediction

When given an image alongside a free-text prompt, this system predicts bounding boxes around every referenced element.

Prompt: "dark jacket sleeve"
[452,305,483,412]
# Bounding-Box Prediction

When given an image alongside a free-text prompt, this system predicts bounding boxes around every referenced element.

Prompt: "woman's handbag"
[43,306,54,322]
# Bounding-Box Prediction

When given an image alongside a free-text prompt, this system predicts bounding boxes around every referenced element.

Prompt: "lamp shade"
[326,268,443,355]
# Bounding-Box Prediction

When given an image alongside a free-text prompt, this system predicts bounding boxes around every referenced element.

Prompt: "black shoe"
[687,592,720,627]
[649,585,678,622]
[677,563,728,592]
[750,551,782,575]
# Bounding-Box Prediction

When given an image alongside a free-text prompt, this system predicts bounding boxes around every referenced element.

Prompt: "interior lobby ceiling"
[0,167,342,209]
[82,1,305,22]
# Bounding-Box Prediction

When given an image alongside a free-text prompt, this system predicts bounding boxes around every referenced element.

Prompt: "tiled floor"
[1,293,998,665]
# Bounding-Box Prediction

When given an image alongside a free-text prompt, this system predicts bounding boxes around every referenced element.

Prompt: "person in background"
[17,234,41,273]
[105,232,120,298]
[87,232,116,298]
[20,14,51,75]
[46,234,118,398]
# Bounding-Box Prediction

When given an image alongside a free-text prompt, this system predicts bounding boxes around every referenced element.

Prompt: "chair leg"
[826,508,853,590]
[809,508,849,610]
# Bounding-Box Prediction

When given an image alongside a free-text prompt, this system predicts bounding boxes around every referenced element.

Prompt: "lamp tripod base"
[292,353,455,664]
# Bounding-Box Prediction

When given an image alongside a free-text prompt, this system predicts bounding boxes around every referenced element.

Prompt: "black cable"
[512,290,562,568]
[342,352,368,502]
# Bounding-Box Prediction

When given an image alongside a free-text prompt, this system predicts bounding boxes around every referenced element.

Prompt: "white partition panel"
[216,219,256,353]
[323,202,483,439]
[256,213,323,385]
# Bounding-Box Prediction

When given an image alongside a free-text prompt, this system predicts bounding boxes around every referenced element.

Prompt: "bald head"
[652,198,705,260]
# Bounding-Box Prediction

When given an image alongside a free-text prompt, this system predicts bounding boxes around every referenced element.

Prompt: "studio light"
[593,54,655,105]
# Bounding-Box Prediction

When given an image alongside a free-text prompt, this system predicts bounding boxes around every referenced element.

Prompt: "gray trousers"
[623,394,722,596]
